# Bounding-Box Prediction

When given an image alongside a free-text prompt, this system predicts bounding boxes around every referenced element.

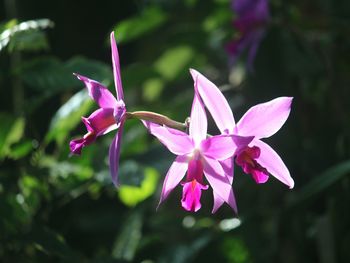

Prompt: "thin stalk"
[127,111,188,131]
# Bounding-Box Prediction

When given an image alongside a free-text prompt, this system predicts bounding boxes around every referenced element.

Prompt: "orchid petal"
[158,155,188,208]
[236,97,293,139]
[190,69,235,134]
[201,135,237,161]
[203,157,237,213]
[74,73,117,108]
[212,192,225,214]
[201,134,254,161]
[85,108,118,136]
[109,123,124,187]
[253,139,294,188]
[143,121,193,155]
[110,32,124,100]
[69,138,86,155]
[211,158,234,213]
[189,91,207,146]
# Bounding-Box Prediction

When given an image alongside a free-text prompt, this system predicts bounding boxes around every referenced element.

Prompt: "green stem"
[127,111,188,131]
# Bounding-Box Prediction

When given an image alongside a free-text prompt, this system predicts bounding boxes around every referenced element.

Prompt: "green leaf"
[122,63,160,89]
[112,210,143,261]
[0,113,25,159]
[0,19,53,52]
[221,237,251,263]
[113,6,168,44]
[19,56,111,93]
[202,7,232,32]
[118,167,159,207]
[8,29,49,52]
[65,56,112,85]
[290,160,350,205]
[142,77,164,102]
[154,45,195,81]
[29,225,78,259]
[18,174,49,216]
[8,140,33,159]
[19,57,75,92]
[45,89,93,145]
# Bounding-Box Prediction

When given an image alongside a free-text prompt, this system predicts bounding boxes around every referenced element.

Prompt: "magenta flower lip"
[69,32,125,187]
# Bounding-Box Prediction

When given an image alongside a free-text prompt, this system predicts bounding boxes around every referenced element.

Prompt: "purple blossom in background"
[227,0,270,71]
[144,88,252,213]
[70,32,125,186]
[191,69,294,211]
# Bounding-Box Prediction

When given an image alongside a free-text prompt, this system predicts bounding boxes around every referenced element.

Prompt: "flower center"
[235,146,269,184]
[114,100,126,124]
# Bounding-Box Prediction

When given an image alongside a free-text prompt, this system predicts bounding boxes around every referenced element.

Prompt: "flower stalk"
[126,111,188,131]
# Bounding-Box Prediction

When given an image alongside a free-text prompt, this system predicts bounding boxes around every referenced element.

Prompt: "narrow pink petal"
[236,97,293,139]
[87,108,118,136]
[253,139,294,188]
[201,135,237,161]
[190,69,235,134]
[143,121,194,155]
[109,123,124,187]
[110,32,124,100]
[222,158,234,184]
[203,157,237,213]
[158,155,188,208]
[212,192,225,214]
[189,92,207,146]
[212,158,234,213]
[74,73,117,108]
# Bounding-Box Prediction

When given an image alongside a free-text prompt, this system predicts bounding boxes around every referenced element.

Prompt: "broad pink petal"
[190,69,235,134]
[236,97,293,139]
[201,134,253,160]
[74,73,117,109]
[110,32,124,100]
[201,135,237,161]
[109,123,124,187]
[158,155,188,208]
[203,157,237,213]
[143,121,193,155]
[85,108,117,136]
[189,92,207,146]
[253,139,294,188]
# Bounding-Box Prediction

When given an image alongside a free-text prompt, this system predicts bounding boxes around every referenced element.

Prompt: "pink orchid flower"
[227,0,269,71]
[70,32,125,186]
[190,69,294,211]
[144,87,252,213]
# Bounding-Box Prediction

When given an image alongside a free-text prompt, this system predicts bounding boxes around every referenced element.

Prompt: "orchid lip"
[235,145,269,184]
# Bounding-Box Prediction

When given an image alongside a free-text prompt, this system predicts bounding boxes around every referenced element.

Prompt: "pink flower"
[143,89,252,213]
[190,69,294,211]
[227,0,270,71]
[70,32,125,186]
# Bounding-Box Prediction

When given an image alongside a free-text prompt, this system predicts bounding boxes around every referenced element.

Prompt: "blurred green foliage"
[1,0,350,262]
